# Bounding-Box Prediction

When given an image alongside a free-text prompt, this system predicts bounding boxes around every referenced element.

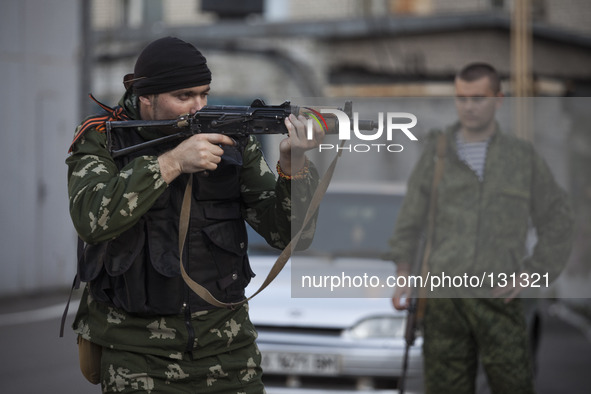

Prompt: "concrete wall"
[0,0,80,296]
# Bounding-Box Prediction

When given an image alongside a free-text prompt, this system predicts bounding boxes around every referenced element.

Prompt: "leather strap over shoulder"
[417,133,448,319]
[179,144,346,309]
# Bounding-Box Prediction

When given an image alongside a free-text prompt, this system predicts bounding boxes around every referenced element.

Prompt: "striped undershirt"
[455,132,490,181]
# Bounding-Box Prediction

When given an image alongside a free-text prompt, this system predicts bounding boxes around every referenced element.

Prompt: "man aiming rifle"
[66,36,324,393]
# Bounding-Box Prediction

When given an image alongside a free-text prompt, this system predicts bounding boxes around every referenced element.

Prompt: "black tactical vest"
[78,124,254,315]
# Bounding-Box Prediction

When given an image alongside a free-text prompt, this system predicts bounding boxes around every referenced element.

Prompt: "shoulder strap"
[417,133,447,319]
[59,237,84,337]
[179,145,345,309]
[425,133,448,254]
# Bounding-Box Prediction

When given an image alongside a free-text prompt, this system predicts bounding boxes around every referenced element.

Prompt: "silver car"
[246,183,423,393]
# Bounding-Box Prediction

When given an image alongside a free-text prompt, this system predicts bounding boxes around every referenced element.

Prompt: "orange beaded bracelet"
[276,158,311,180]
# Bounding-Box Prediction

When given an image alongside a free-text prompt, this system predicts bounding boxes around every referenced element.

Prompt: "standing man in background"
[388,63,573,393]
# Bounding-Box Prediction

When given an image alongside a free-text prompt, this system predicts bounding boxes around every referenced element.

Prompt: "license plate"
[261,352,340,375]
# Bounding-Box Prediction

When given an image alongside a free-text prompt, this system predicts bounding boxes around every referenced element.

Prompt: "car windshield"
[247,191,404,259]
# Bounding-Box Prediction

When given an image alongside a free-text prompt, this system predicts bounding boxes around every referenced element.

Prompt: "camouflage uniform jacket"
[387,123,573,294]
[67,92,319,359]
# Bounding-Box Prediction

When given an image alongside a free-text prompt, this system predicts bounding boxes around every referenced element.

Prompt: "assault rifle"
[106,99,377,158]
[399,133,446,393]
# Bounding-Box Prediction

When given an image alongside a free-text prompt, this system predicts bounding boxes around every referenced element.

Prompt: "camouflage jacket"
[67,92,319,358]
[387,124,573,295]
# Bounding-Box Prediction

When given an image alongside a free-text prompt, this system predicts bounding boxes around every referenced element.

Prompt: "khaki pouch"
[77,335,102,385]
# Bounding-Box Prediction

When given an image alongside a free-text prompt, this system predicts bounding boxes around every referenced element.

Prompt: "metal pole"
[79,0,93,118]
[511,0,533,141]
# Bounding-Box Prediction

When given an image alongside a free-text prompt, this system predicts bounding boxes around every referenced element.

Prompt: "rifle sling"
[59,238,83,337]
[417,133,447,321]
[179,146,344,309]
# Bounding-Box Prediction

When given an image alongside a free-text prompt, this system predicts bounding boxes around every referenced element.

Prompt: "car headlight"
[344,315,406,339]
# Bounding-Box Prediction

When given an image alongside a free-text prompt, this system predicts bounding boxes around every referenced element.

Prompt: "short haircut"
[456,63,501,93]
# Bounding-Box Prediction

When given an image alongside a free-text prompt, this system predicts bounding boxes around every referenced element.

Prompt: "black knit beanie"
[123,37,212,95]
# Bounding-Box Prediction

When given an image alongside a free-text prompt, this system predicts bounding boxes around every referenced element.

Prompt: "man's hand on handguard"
[158,133,236,184]
[391,264,412,311]
[491,270,529,303]
[279,114,325,176]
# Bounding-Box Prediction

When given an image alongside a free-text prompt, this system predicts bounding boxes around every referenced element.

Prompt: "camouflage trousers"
[422,298,535,394]
[99,342,265,394]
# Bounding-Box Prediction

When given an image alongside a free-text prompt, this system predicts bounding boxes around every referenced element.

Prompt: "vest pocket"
[79,223,145,282]
[104,225,146,276]
[85,221,185,315]
[78,242,107,282]
[202,220,248,256]
[145,216,181,278]
[202,220,253,295]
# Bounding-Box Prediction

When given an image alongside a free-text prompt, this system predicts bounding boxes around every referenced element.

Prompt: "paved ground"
[0,289,90,394]
[534,301,591,394]
[0,290,590,394]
